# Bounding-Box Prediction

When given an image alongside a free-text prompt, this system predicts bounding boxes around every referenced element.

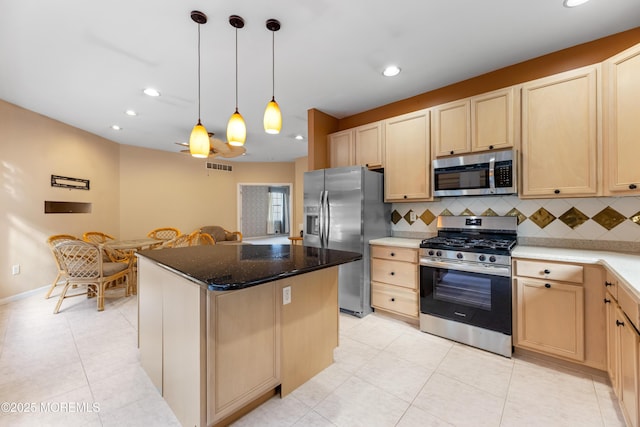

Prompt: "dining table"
[101,238,161,294]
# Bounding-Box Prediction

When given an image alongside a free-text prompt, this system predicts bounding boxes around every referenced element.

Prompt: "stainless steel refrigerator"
[303,166,391,317]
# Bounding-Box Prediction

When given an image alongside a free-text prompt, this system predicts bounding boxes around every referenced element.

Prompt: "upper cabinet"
[384,109,431,202]
[432,87,516,157]
[328,121,384,169]
[520,65,601,198]
[604,43,640,196]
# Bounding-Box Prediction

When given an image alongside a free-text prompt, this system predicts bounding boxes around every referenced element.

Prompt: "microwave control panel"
[494,161,512,188]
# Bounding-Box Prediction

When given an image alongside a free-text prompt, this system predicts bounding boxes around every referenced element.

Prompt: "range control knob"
[428,250,434,256]
[456,253,463,259]
[489,256,497,263]
[436,251,442,257]
[479,255,486,262]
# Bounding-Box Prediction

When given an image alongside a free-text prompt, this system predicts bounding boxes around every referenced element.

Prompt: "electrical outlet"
[12,264,20,275]
[282,286,291,305]
[410,211,417,222]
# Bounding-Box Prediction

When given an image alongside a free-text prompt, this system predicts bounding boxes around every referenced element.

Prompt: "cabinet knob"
[489,145,494,150]
[403,195,407,199]
[450,150,454,155]
[554,189,560,194]
[543,269,550,274]
[545,283,551,289]
[630,184,637,190]
[391,297,395,302]
[390,272,395,276]
[604,298,611,304]
[605,281,613,287]
[616,320,625,327]
[365,163,369,167]
[390,252,395,257]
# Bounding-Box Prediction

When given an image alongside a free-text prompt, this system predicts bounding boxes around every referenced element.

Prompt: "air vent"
[206,162,233,172]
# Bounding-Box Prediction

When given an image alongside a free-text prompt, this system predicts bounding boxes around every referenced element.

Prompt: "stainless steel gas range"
[419,216,517,357]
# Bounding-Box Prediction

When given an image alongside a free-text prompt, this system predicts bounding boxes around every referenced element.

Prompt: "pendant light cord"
[197,23,202,122]
[235,26,239,111]
[271,30,275,99]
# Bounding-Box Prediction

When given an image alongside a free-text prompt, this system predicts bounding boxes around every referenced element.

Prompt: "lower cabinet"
[370,245,419,320]
[513,259,606,370]
[605,270,640,427]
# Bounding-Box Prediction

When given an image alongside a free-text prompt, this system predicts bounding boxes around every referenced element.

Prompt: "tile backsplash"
[391,195,640,242]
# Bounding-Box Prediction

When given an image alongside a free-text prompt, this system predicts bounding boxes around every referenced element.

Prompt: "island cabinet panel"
[514,260,605,370]
[604,43,640,196]
[520,65,600,198]
[138,257,165,392]
[280,267,339,396]
[207,282,280,424]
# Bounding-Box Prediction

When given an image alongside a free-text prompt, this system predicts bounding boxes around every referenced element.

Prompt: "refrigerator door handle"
[325,190,330,245]
[318,191,325,246]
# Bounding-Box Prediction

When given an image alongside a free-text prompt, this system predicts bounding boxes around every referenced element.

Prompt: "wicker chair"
[194,232,215,245]
[52,240,132,313]
[82,231,131,263]
[45,234,80,299]
[82,231,115,244]
[167,233,191,248]
[147,227,181,248]
[199,226,243,244]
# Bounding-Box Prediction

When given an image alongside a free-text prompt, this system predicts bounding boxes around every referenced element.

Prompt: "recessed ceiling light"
[563,0,590,7]
[382,65,401,77]
[111,125,122,130]
[295,134,304,141]
[143,88,160,97]
[125,110,137,116]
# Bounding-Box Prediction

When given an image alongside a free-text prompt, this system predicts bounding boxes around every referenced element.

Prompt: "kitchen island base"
[138,256,339,427]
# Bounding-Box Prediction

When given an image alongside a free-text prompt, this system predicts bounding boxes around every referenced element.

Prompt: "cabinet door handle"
[604,298,611,304]
[390,252,395,257]
[489,145,494,150]
[630,184,637,190]
[390,272,395,276]
[450,150,454,155]
[544,269,551,274]
[554,189,560,194]
[616,320,625,327]
[605,281,613,287]
[545,283,551,289]
[390,297,395,302]
[403,195,407,199]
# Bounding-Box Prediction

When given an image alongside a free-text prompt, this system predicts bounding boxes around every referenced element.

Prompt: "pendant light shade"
[189,11,210,158]
[190,120,210,158]
[264,19,282,134]
[227,15,246,147]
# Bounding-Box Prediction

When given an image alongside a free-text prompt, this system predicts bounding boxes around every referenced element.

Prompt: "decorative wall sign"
[51,175,90,190]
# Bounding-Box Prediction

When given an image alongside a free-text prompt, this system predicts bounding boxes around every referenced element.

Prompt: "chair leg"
[97,282,106,311]
[45,272,62,299]
[53,282,73,314]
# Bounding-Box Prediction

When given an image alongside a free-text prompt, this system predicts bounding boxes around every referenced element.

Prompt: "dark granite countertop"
[137,244,362,291]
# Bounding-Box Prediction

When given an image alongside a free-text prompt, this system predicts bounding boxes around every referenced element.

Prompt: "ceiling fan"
[175,133,246,158]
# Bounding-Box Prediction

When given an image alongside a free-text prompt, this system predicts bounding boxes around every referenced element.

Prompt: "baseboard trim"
[0,284,49,306]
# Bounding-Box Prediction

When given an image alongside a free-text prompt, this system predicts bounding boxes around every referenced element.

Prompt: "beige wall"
[0,100,120,299]
[1,100,297,300]
[293,156,308,236]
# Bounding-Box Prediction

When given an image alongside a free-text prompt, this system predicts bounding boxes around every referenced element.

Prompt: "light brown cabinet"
[604,43,640,196]
[328,121,384,169]
[520,65,601,198]
[605,268,640,427]
[370,245,419,319]
[513,259,606,369]
[384,109,431,202]
[432,87,515,157]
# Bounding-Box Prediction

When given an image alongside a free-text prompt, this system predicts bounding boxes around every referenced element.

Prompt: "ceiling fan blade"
[217,145,246,158]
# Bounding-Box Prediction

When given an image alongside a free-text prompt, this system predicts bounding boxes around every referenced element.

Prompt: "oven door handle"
[420,258,511,277]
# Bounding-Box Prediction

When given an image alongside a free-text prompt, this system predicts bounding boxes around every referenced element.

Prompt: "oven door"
[419,262,511,335]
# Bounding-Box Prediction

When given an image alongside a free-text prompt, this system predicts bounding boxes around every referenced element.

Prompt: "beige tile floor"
[0,288,627,427]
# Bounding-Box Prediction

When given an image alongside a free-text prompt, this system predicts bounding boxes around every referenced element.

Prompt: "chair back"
[54,241,102,279]
[195,233,215,245]
[46,234,79,269]
[83,231,115,244]
[147,227,181,241]
[170,234,191,248]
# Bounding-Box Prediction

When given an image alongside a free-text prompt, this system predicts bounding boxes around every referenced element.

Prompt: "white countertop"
[369,237,423,249]
[513,246,640,299]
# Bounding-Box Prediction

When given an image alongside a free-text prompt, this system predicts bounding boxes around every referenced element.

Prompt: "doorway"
[238,184,292,239]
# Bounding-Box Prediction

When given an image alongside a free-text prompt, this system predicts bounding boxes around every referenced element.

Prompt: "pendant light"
[263,19,282,134]
[189,10,210,158]
[227,15,246,147]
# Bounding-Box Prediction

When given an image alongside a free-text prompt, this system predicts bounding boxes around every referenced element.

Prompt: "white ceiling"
[1,1,639,163]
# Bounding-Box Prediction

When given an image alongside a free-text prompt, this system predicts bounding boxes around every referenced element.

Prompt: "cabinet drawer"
[371,282,418,318]
[514,259,583,284]
[371,245,417,263]
[371,258,417,289]
[618,281,640,330]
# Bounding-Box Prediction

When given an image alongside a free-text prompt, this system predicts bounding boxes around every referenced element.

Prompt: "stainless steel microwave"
[433,150,516,197]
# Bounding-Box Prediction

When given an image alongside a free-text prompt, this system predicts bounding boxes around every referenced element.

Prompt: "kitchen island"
[136,244,361,427]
